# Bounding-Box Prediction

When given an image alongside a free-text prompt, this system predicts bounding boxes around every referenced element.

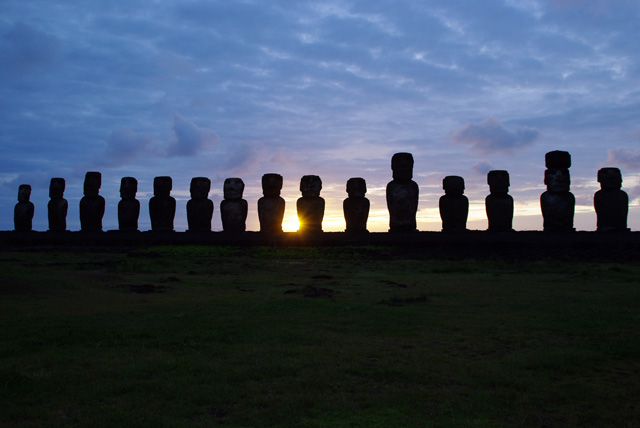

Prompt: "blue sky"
[2,0,639,232]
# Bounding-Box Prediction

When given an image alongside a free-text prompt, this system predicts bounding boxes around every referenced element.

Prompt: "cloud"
[606,148,640,171]
[0,22,60,76]
[98,129,155,168]
[166,113,220,157]
[471,161,494,176]
[218,141,266,177]
[450,117,540,155]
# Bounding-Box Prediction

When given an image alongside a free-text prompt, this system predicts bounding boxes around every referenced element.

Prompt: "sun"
[281,215,300,232]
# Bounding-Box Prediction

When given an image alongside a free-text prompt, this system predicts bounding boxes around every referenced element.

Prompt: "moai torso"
[14,184,34,232]
[541,151,574,232]
[187,177,214,232]
[118,177,140,231]
[48,178,68,232]
[594,167,629,232]
[386,153,419,232]
[439,176,468,232]
[343,177,370,233]
[149,176,176,231]
[258,173,285,232]
[220,178,248,232]
[485,170,514,232]
[297,175,325,233]
[80,171,105,232]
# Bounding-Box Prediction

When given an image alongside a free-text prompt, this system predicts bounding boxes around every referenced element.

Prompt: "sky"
[2,0,640,232]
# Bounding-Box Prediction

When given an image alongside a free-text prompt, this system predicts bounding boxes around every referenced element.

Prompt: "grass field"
[1,245,639,427]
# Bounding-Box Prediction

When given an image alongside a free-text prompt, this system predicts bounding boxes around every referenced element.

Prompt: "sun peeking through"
[281,214,299,232]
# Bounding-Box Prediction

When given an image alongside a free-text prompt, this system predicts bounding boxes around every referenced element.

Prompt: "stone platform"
[2,230,639,261]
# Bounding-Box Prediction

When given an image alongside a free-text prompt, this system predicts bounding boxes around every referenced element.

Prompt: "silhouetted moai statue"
[187,177,214,232]
[118,177,140,231]
[258,173,285,232]
[220,178,248,232]
[297,175,324,233]
[14,185,34,232]
[80,171,105,232]
[48,178,67,232]
[439,176,468,232]
[594,167,629,232]
[386,152,419,233]
[485,170,514,232]
[149,176,176,231]
[541,151,575,232]
[343,177,370,233]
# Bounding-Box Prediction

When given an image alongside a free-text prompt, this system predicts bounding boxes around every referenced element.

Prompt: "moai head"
[544,169,570,192]
[84,172,102,197]
[190,177,211,200]
[545,150,571,169]
[154,176,172,197]
[443,176,465,195]
[300,175,322,197]
[488,170,510,194]
[18,184,31,202]
[391,152,414,181]
[346,177,367,198]
[224,178,245,199]
[49,178,65,199]
[120,177,138,200]
[598,167,622,191]
[262,173,283,198]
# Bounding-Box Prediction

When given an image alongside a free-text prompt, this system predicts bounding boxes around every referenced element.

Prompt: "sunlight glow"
[281,214,300,232]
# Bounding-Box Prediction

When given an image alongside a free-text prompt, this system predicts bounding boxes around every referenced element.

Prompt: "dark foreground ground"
[1,239,639,427]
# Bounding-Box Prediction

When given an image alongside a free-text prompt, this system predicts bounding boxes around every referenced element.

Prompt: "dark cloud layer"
[450,117,540,155]
[166,113,220,157]
[606,148,640,171]
[99,129,155,167]
[0,22,60,76]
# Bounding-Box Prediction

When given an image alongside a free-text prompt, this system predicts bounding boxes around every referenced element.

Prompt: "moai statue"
[258,173,285,232]
[80,171,105,232]
[48,178,67,232]
[540,151,575,232]
[439,176,468,232]
[187,177,214,232]
[220,178,248,232]
[118,177,140,231]
[343,177,370,233]
[386,152,419,232]
[149,176,176,231]
[297,175,325,233]
[485,170,514,232]
[14,185,34,232]
[594,167,629,232]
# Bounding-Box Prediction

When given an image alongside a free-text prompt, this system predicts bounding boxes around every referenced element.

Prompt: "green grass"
[1,245,639,427]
